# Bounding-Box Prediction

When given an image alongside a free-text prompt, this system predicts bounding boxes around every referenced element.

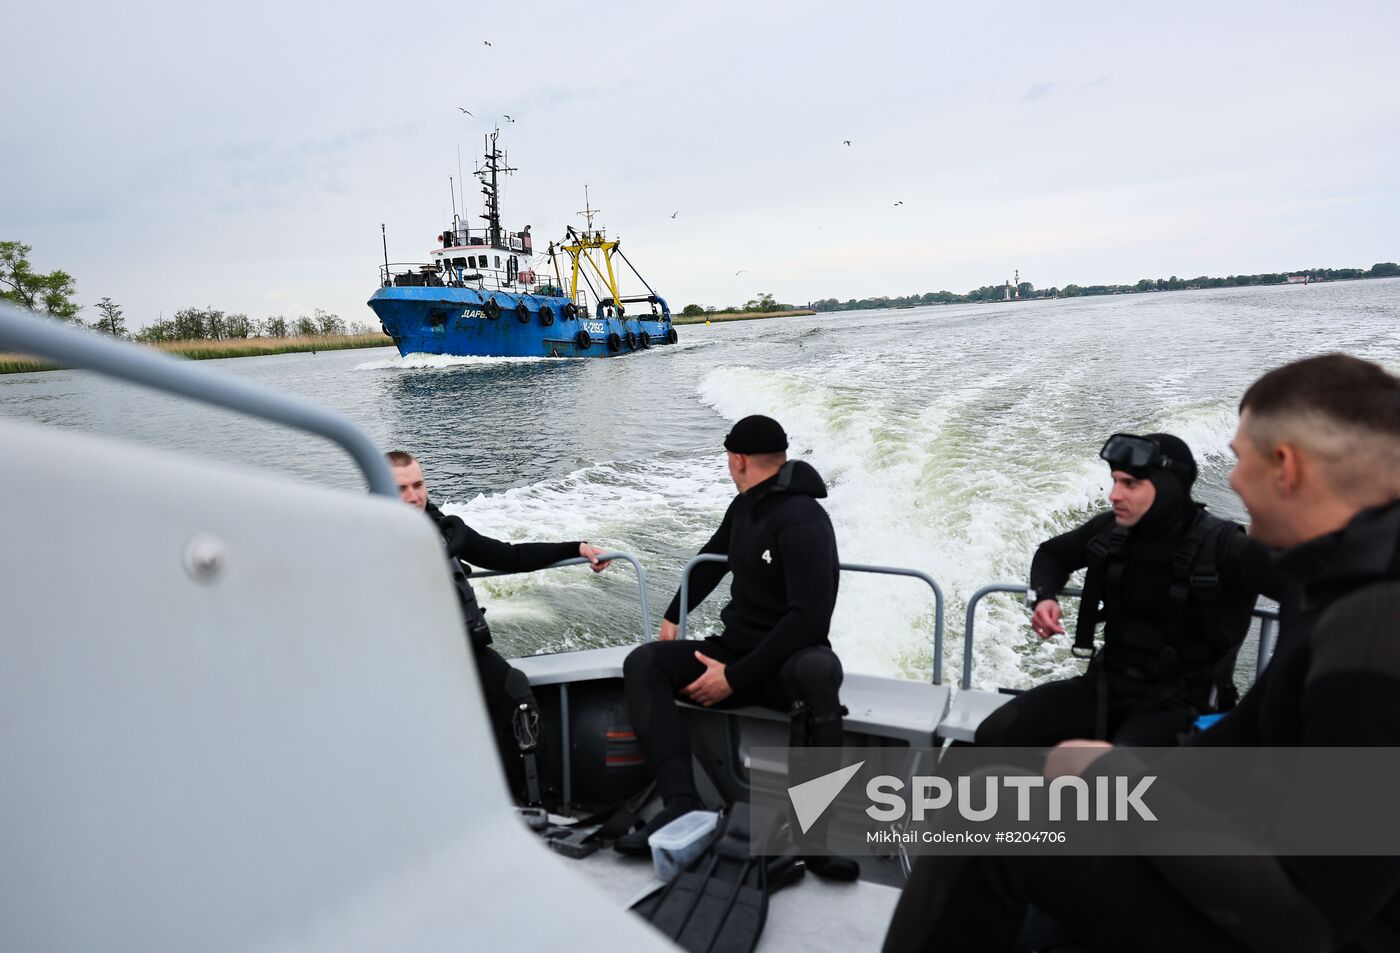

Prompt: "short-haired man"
[616,416,858,880]
[976,432,1290,747]
[884,354,1400,952]
[389,450,610,804]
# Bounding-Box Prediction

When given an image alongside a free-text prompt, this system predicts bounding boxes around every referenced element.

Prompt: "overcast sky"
[4,0,1397,329]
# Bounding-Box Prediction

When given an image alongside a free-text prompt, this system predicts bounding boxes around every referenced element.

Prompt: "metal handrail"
[675,553,947,684]
[960,583,1281,690]
[0,302,397,497]
[468,551,651,642]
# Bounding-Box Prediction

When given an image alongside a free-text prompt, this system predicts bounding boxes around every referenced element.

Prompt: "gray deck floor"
[547,844,902,952]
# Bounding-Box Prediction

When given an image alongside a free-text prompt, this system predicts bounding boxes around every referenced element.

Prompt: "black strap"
[512,703,542,806]
[1075,523,1129,658]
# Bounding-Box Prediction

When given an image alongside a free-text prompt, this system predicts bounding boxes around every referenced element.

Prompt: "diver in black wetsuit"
[616,416,859,880]
[885,354,1400,953]
[388,450,611,803]
[975,432,1291,748]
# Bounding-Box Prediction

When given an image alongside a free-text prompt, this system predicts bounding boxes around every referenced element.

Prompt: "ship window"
[468,255,477,268]
[495,256,501,268]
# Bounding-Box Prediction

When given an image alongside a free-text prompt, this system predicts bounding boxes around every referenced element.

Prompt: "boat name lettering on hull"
[583,321,605,334]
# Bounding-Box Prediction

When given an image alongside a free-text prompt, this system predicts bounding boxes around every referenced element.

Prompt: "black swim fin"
[632,802,783,953]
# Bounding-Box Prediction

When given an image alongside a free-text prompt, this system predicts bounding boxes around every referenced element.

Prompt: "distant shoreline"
[0,332,393,375]
[673,308,816,326]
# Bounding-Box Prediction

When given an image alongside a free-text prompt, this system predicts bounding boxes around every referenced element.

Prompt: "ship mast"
[477,130,515,248]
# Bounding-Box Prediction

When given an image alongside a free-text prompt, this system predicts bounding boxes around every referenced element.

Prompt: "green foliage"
[1370,262,1399,277]
[94,297,128,337]
[314,308,346,336]
[294,315,318,337]
[262,315,288,338]
[681,304,707,317]
[0,240,80,321]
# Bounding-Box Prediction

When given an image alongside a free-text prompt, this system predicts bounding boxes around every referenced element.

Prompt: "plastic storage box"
[648,809,720,882]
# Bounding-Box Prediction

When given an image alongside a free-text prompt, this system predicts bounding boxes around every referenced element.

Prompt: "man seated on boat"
[885,353,1400,952]
[616,415,859,880]
[975,432,1291,748]
[388,450,611,805]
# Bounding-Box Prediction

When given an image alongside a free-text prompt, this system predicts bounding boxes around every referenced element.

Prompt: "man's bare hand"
[1044,740,1113,779]
[1031,599,1066,640]
[579,543,611,573]
[684,652,732,707]
[659,619,679,641]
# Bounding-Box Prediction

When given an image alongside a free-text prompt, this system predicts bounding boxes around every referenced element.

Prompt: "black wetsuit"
[976,503,1291,747]
[885,500,1400,953]
[425,501,581,798]
[623,460,844,804]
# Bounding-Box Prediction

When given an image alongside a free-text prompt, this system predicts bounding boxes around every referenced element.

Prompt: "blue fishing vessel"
[369,131,676,358]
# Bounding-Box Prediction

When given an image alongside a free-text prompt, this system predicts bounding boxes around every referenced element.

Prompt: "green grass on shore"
[672,308,815,326]
[0,332,394,375]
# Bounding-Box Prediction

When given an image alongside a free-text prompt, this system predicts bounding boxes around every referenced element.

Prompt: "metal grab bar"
[960,583,1281,690]
[468,550,651,642]
[675,553,947,685]
[0,302,397,497]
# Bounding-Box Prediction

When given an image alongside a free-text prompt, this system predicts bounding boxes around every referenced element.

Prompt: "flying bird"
[842,140,851,146]
[503,115,515,123]
[894,201,904,207]
[671,211,679,219]
[456,106,474,116]
[483,40,492,46]
[735,270,746,276]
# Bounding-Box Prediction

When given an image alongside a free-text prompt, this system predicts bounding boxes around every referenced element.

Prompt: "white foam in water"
[355,352,574,371]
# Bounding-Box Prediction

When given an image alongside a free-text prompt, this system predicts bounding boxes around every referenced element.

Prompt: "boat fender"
[606,332,621,353]
[515,302,531,323]
[538,305,555,327]
[639,330,651,348]
[483,298,501,320]
[666,327,679,345]
[576,329,592,349]
[562,301,578,319]
[624,331,637,350]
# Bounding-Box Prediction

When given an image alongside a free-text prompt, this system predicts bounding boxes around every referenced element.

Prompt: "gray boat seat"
[514,648,950,748]
[935,688,1015,743]
[679,674,950,748]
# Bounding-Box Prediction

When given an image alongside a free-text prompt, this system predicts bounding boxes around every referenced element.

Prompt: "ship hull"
[368,287,676,358]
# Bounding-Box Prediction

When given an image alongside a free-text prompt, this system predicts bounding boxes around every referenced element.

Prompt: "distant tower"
[1014,269,1020,300]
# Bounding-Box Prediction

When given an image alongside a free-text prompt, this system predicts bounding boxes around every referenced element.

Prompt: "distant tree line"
[2,238,378,342]
[680,292,802,316]
[131,307,375,343]
[809,263,1400,313]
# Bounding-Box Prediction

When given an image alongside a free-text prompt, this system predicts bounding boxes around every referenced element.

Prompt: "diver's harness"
[1071,508,1249,737]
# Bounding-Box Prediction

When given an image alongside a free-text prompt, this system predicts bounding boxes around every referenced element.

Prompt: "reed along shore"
[0,333,394,374]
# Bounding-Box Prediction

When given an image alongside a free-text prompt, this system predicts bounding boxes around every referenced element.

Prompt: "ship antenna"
[381,223,390,283]
[477,128,516,249]
[449,176,457,226]
[577,184,600,235]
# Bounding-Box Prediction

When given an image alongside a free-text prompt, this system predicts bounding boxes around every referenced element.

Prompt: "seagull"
[894,201,904,206]
[503,115,515,123]
[842,140,851,146]
[483,40,492,46]
[456,106,474,116]
[735,270,746,276]
[671,211,679,219]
